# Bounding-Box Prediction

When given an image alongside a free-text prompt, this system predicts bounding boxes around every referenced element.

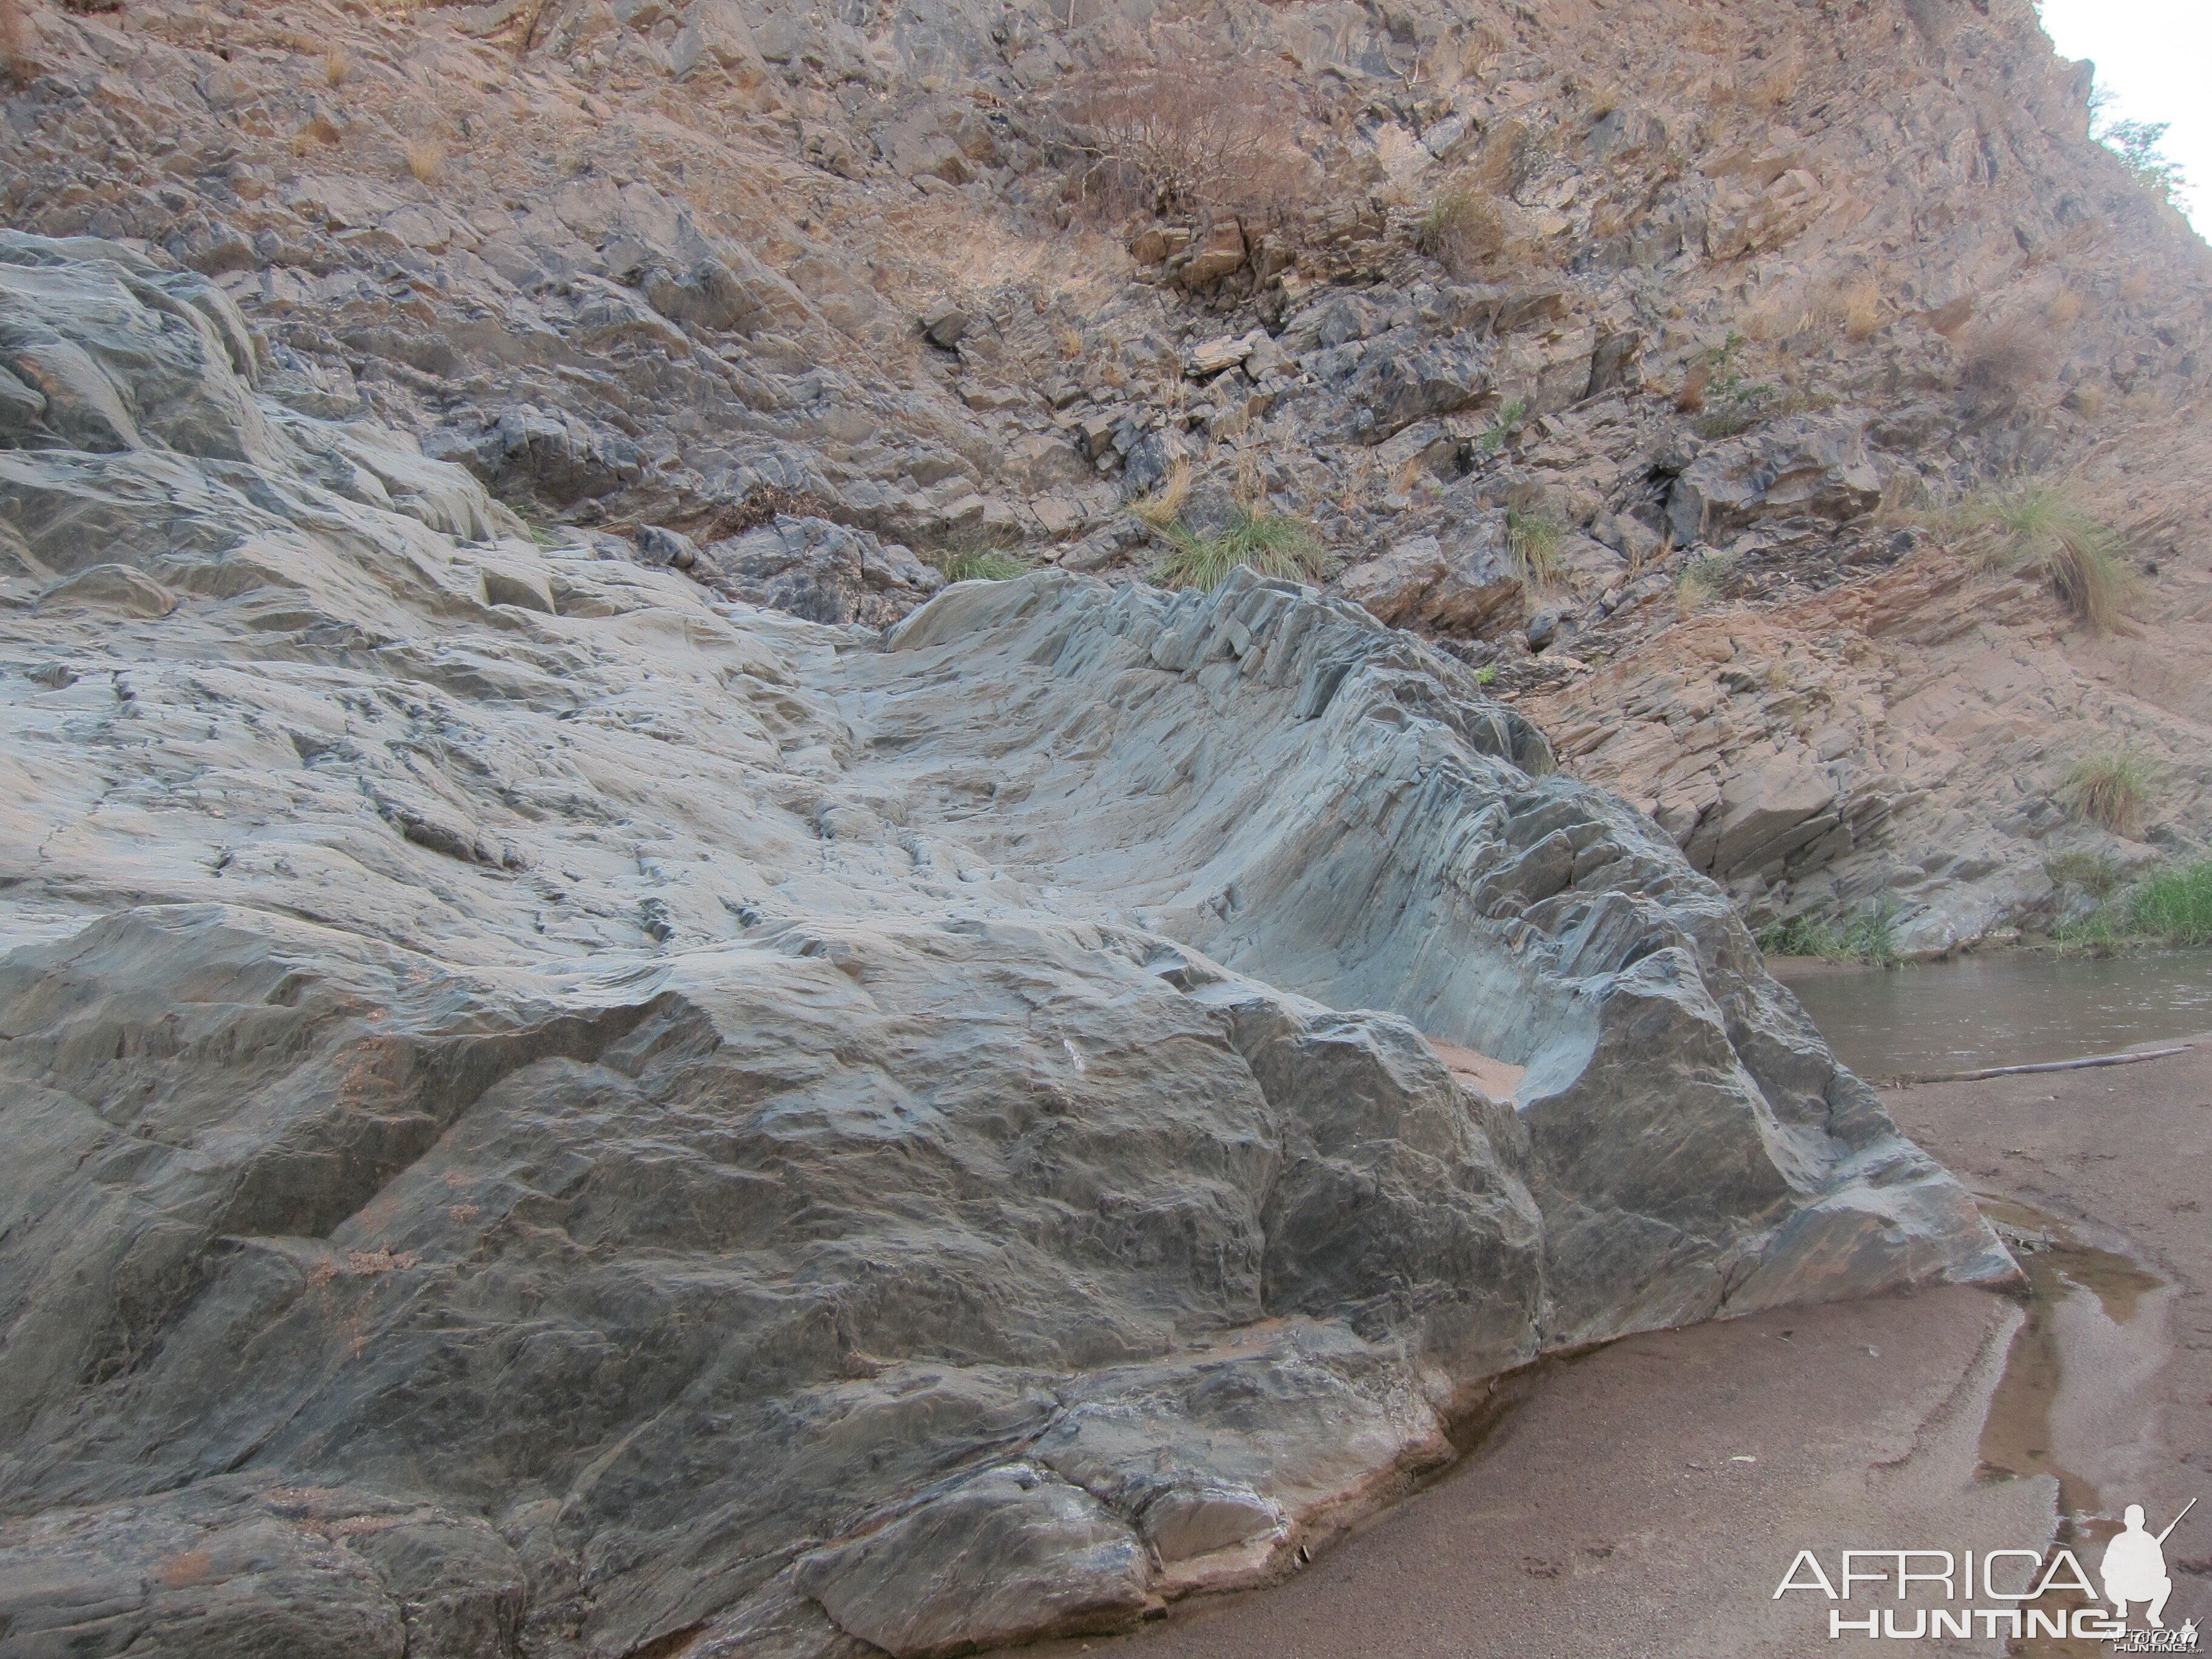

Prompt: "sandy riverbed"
[1016,1035,2212,1658]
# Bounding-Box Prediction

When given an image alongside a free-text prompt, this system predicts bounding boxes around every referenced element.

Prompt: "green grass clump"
[2127,862,2212,946]
[1840,897,1900,965]
[1756,899,1899,964]
[940,550,1029,582]
[1954,484,2139,632]
[2064,749,2156,838]
[2044,850,2123,898]
[1476,398,1529,456]
[1755,915,1844,957]
[1156,508,1329,590]
[926,528,1031,584]
[1507,508,1564,591]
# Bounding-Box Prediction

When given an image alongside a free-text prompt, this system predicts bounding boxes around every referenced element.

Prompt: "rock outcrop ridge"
[5,0,2209,947]
[0,236,2009,1657]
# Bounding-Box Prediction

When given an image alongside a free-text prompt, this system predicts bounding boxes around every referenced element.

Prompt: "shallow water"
[1775,950,2212,1079]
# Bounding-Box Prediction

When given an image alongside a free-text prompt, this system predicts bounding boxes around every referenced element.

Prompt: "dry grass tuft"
[323,47,350,87]
[1675,552,1734,618]
[1945,484,2139,632]
[1509,509,1564,594]
[1675,360,1711,414]
[2065,749,2155,838]
[2065,384,2106,420]
[2120,269,2152,304]
[405,136,447,184]
[2046,289,2084,329]
[1419,181,1512,276]
[1747,50,1806,112]
[1740,297,1795,344]
[1129,458,1191,530]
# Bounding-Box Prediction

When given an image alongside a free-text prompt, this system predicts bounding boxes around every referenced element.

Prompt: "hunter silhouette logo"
[1774,1499,2200,1643]
[2105,1500,2192,1630]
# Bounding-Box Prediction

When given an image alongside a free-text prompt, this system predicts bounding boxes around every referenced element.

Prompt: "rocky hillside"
[0,232,2012,1657]
[6,0,2209,951]
[8,0,2212,954]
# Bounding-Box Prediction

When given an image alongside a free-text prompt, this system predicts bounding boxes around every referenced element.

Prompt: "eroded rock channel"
[0,236,2014,1658]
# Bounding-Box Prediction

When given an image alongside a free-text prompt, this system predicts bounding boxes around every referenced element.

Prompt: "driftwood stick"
[1887,1044,2194,1087]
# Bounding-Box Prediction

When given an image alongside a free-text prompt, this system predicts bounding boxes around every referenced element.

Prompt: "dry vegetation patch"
[1056,50,1312,223]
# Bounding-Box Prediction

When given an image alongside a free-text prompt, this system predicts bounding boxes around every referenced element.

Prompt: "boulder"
[1667,414,1883,544]
[919,304,969,349]
[1339,514,1523,635]
[0,236,2011,1659]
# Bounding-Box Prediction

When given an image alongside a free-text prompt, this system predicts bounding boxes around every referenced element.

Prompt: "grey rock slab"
[0,235,2011,1659]
[793,1464,1151,1657]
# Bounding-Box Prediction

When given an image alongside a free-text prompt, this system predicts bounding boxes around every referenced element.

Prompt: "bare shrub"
[1057,52,1311,222]
[1958,318,2053,398]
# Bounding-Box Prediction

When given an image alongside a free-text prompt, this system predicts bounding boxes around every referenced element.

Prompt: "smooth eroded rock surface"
[0,235,2010,1658]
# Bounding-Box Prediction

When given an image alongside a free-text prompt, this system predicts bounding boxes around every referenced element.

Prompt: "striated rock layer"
[0,236,2009,1658]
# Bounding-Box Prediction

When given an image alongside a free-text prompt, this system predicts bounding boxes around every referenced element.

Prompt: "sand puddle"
[1976,1198,2171,1656]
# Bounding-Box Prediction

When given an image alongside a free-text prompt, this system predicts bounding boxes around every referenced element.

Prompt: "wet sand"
[1016,1035,2212,1659]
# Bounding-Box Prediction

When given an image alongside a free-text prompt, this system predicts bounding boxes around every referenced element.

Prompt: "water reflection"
[1773,950,2212,1079]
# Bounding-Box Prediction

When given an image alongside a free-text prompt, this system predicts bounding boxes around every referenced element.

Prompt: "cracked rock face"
[0,236,2011,1658]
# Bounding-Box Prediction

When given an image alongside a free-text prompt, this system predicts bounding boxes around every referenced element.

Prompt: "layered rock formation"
[5,0,2211,953]
[0,236,2009,1657]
